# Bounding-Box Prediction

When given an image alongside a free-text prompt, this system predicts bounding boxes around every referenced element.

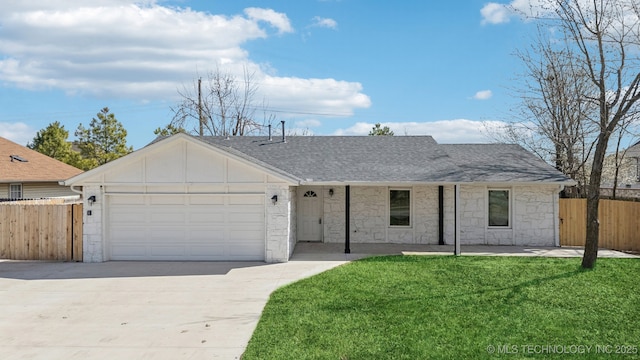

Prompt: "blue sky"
[0,1,536,149]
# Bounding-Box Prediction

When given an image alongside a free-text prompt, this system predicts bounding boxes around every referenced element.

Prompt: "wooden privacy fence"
[560,199,640,252]
[0,203,83,261]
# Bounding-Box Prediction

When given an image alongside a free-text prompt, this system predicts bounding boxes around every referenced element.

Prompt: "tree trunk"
[583,190,600,269]
[582,134,608,269]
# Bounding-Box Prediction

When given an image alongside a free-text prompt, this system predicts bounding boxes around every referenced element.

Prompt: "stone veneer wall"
[265,184,294,262]
[82,185,104,262]
[457,185,487,245]
[452,184,559,246]
[288,186,297,258]
[321,184,560,247]
[323,185,440,244]
[324,186,345,243]
[512,186,558,246]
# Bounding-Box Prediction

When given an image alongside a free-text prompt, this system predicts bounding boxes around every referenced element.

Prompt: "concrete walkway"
[0,244,636,359]
[292,242,639,260]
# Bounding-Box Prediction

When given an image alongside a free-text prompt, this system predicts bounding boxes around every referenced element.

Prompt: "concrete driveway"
[0,259,347,360]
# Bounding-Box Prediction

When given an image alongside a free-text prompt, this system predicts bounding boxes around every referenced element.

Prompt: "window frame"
[487,188,511,228]
[389,188,412,227]
[9,183,22,200]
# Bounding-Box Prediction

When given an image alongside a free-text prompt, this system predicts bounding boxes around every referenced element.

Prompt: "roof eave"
[299,180,577,187]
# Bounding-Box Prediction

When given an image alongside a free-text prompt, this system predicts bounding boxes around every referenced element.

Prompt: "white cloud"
[0,2,369,117]
[311,16,338,29]
[295,119,322,128]
[244,7,293,34]
[261,76,371,116]
[333,119,510,143]
[472,89,493,100]
[0,122,35,146]
[481,0,578,25]
[480,3,511,25]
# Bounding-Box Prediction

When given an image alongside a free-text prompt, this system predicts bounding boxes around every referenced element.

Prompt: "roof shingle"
[198,135,572,184]
[0,137,83,182]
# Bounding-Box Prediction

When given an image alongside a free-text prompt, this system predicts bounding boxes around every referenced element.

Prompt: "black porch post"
[345,185,351,254]
[454,184,461,256]
[438,185,444,245]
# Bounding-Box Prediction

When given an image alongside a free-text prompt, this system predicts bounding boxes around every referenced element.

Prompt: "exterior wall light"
[88,195,97,205]
[329,189,334,197]
[271,195,278,205]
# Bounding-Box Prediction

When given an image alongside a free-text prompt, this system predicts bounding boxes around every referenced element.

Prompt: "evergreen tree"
[28,121,84,168]
[75,107,133,169]
[368,123,394,136]
[154,123,186,137]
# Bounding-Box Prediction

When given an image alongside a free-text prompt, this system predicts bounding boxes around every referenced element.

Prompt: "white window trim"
[388,187,412,228]
[9,183,22,199]
[487,188,511,229]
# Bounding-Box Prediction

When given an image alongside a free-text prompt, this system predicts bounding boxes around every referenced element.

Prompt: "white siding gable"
[74,137,292,187]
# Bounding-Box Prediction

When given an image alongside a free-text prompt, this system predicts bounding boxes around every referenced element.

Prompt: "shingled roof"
[198,135,573,184]
[0,137,83,182]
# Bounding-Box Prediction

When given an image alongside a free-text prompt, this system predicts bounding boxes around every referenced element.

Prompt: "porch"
[290,242,638,261]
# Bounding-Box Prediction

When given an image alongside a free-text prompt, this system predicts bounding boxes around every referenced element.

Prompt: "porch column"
[345,185,350,254]
[438,186,444,245]
[454,184,461,256]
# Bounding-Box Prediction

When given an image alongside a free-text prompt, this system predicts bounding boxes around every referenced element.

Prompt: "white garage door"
[107,194,265,261]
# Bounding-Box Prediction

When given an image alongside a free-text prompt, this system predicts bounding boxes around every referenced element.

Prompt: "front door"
[297,187,323,242]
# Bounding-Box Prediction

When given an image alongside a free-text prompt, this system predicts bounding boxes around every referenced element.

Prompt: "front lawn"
[243,256,640,359]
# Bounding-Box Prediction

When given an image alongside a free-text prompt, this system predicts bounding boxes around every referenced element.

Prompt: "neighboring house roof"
[199,135,573,184]
[624,140,640,158]
[0,137,83,182]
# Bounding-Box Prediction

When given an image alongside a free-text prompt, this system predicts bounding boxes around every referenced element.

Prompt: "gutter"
[69,185,83,195]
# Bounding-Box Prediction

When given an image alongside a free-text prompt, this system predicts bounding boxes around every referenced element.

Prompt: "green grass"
[243,256,640,359]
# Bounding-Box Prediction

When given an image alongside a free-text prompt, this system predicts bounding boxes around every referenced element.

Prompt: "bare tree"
[544,0,640,268]
[495,0,640,268]
[492,32,598,197]
[171,67,262,137]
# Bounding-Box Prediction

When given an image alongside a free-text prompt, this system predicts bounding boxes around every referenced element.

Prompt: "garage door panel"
[228,244,264,257]
[150,245,186,257]
[150,196,185,205]
[189,211,226,224]
[111,244,147,257]
[108,194,265,261]
[230,229,264,242]
[150,212,186,223]
[110,196,145,205]
[189,197,225,205]
[149,228,184,242]
[110,210,146,223]
[188,245,225,257]
[229,197,264,205]
[190,228,226,241]
[111,228,146,241]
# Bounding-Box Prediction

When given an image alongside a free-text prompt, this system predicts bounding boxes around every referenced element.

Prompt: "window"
[488,189,510,227]
[389,189,410,226]
[9,183,22,200]
[303,190,317,198]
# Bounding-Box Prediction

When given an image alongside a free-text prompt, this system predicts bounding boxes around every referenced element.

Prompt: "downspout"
[345,185,350,254]
[438,186,444,245]
[71,202,75,261]
[69,185,83,195]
